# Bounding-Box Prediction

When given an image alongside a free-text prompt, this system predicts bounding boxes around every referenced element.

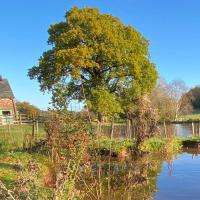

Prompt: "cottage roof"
[0,77,14,99]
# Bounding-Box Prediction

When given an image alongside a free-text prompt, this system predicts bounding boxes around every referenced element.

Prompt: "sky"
[1,0,200,110]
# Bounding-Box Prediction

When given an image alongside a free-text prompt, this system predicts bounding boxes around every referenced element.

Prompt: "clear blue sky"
[1,0,200,109]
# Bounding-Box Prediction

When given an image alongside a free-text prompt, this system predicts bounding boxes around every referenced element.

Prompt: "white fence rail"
[0,114,47,125]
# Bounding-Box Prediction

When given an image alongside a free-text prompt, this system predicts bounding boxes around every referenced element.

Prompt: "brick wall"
[0,98,14,110]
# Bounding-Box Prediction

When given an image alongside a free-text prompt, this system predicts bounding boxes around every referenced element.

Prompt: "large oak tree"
[28,7,158,122]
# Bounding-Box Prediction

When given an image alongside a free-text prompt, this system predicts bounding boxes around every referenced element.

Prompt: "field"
[177,114,200,122]
[0,124,52,198]
[0,124,46,150]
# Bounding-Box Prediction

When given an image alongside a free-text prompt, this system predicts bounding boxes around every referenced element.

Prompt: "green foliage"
[88,88,122,119]
[0,152,52,199]
[140,137,182,153]
[181,137,200,143]
[186,86,200,110]
[17,101,42,116]
[51,83,70,111]
[90,136,135,153]
[177,113,200,122]
[28,7,158,117]
[165,138,182,154]
[140,137,165,152]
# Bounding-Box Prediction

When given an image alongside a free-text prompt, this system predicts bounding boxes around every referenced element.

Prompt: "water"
[161,123,200,138]
[78,124,200,199]
[79,150,200,200]
[79,154,162,200]
[175,123,193,137]
[100,122,200,138]
[155,151,200,200]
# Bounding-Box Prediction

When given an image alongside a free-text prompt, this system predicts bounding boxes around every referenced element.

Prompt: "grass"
[0,151,53,198]
[0,124,48,195]
[89,136,135,154]
[181,137,200,142]
[0,124,197,199]
[89,136,183,157]
[177,114,200,122]
[0,124,46,150]
[139,137,182,154]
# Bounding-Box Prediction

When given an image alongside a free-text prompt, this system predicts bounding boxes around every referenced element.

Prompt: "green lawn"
[0,124,46,150]
[177,114,200,122]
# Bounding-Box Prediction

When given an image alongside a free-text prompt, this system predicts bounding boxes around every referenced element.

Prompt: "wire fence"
[0,123,46,149]
[1,113,197,151]
[0,114,48,125]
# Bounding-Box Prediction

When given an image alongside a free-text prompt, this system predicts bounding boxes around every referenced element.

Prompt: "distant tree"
[150,79,175,121]
[185,86,200,111]
[168,80,192,119]
[151,79,192,121]
[16,101,42,116]
[28,7,158,125]
[179,91,194,115]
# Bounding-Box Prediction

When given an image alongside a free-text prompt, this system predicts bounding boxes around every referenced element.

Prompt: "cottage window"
[2,111,11,116]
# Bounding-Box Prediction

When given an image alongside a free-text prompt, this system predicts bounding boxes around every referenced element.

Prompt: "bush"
[140,137,182,154]
[139,137,165,152]
[89,137,135,153]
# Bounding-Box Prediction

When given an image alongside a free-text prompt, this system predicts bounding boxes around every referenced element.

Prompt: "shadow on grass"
[0,162,23,171]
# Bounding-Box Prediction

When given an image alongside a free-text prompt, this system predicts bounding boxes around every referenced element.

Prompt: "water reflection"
[160,123,200,138]
[155,151,200,200]
[100,123,200,138]
[78,154,164,200]
[78,150,200,200]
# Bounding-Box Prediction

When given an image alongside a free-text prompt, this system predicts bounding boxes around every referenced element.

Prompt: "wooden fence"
[1,113,199,141]
[0,114,48,125]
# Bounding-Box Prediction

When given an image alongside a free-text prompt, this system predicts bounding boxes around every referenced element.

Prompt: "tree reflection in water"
[77,153,169,200]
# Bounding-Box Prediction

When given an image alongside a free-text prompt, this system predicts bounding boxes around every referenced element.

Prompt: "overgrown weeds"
[139,137,182,154]
[89,136,135,158]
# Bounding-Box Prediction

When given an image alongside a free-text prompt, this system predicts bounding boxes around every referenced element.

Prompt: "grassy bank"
[176,114,200,122]
[139,137,182,154]
[89,136,184,157]
[0,125,197,199]
[0,124,46,151]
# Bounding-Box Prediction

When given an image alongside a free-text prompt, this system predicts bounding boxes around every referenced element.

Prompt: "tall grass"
[139,137,182,154]
[0,124,46,151]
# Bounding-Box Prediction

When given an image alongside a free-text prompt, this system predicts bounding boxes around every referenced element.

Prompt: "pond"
[79,150,200,200]
[155,150,200,200]
[171,123,200,137]
[77,123,200,199]
[101,122,200,138]
[160,122,200,138]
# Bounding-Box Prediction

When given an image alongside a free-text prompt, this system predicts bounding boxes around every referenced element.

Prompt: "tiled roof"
[0,77,14,99]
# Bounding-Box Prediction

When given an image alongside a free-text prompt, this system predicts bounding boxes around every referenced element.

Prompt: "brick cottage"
[0,76,17,124]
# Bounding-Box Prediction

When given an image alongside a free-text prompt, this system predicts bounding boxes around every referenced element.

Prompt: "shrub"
[89,137,135,153]
[140,137,182,154]
[139,137,165,152]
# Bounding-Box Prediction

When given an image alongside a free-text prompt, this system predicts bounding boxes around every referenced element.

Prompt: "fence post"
[32,120,35,140]
[36,120,38,141]
[19,115,22,125]
[192,122,195,137]
[199,121,200,137]
[164,121,167,138]
[110,119,114,139]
